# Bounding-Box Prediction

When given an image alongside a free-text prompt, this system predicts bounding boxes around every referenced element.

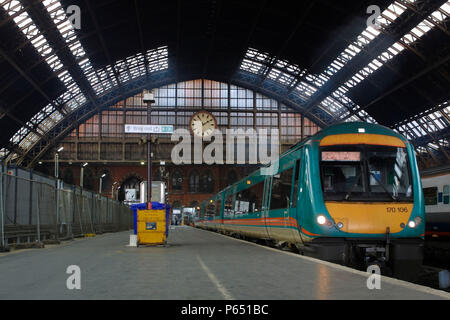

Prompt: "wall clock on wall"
[189,111,218,138]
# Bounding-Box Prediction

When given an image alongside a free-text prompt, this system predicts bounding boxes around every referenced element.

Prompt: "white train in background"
[421,170,450,238]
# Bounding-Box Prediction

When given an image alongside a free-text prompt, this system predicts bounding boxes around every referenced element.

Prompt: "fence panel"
[0,165,133,246]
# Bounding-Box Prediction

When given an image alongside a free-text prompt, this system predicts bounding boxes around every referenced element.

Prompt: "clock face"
[190,111,217,138]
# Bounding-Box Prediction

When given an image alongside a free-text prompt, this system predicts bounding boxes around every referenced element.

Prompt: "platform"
[0,227,448,300]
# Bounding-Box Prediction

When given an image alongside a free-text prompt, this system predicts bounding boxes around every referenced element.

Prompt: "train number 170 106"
[386,207,409,213]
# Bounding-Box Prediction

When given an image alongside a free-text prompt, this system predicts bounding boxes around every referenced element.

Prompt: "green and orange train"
[196,122,425,280]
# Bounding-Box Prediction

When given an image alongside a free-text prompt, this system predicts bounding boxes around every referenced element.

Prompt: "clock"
[189,111,218,138]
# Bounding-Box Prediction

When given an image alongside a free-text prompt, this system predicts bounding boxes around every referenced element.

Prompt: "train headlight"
[414,217,423,225]
[317,215,327,225]
[408,221,416,229]
[337,222,344,229]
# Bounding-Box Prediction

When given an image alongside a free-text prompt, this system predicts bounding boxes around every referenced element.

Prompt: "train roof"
[289,121,409,151]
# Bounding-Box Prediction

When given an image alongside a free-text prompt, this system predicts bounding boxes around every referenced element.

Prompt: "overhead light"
[38,161,43,165]
[141,161,145,166]
[101,174,106,178]
[57,147,64,152]
[83,163,88,167]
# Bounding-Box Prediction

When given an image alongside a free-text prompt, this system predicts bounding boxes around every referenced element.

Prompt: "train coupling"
[362,246,388,270]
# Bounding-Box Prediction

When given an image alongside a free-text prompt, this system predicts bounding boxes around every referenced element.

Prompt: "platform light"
[101,174,106,178]
[82,162,88,167]
[408,221,417,229]
[317,215,327,225]
[57,147,64,153]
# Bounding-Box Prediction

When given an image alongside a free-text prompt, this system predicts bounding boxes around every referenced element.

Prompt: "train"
[422,171,450,239]
[195,122,425,281]
[421,170,450,267]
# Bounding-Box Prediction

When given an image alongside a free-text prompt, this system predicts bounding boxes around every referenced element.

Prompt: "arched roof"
[0,0,448,167]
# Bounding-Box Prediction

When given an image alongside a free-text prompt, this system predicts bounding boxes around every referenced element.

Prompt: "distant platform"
[0,227,448,300]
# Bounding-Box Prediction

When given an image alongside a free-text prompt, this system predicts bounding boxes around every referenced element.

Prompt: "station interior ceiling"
[0,0,448,170]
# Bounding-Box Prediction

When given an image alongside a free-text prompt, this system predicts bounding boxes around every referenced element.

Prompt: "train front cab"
[300,127,425,281]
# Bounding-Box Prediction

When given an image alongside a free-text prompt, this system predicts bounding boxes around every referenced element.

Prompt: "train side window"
[271,167,294,210]
[423,187,438,206]
[206,201,216,219]
[234,181,264,215]
[224,194,235,217]
[444,185,450,205]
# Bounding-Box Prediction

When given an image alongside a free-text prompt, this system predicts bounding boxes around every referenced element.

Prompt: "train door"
[296,151,307,242]
[262,175,273,239]
[287,159,302,242]
[271,162,299,243]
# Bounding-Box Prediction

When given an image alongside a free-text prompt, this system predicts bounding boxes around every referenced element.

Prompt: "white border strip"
[197,255,235,300]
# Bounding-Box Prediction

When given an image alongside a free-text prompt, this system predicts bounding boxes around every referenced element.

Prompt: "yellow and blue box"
[137,209,167,245]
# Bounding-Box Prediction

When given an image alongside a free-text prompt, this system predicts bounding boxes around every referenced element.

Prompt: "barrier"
[0,164,133,248]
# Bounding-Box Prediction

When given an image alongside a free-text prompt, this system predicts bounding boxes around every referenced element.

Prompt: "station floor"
[0,226,449,300]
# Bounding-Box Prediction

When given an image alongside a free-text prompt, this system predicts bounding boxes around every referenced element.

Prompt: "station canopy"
[0,0,448,168]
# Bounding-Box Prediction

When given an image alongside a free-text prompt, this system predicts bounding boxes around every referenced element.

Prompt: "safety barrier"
[0,164,132,249]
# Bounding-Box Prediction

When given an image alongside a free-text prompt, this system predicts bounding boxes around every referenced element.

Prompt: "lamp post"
[54,147,63,240]
[54,147,64,179]
[143,90,156,208]
[80,162,88,189]
[112,182,117,200]
[99,173,106,194]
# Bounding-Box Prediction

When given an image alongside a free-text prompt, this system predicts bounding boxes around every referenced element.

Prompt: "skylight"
[324,0,416,78]
[395,101,449,141]
[3,0,169,157]
[239,47,370,122]
[327,2,450,121]
[1,0,86,151]
[341,3,449,91]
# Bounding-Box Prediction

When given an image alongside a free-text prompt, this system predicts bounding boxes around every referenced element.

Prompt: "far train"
[422,171,450,239]
[196,122,425,281]
[421,171,450,268]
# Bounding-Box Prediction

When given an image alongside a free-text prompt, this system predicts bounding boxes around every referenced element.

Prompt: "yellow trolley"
[137,209,167,245]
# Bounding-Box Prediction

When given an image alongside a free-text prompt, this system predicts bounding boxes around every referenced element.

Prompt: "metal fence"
[0,165,132,249]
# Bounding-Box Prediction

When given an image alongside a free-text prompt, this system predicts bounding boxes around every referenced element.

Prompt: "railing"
[0,165,132,249]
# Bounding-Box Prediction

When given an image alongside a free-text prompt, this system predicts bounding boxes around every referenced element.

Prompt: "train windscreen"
[320,145,413,202]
